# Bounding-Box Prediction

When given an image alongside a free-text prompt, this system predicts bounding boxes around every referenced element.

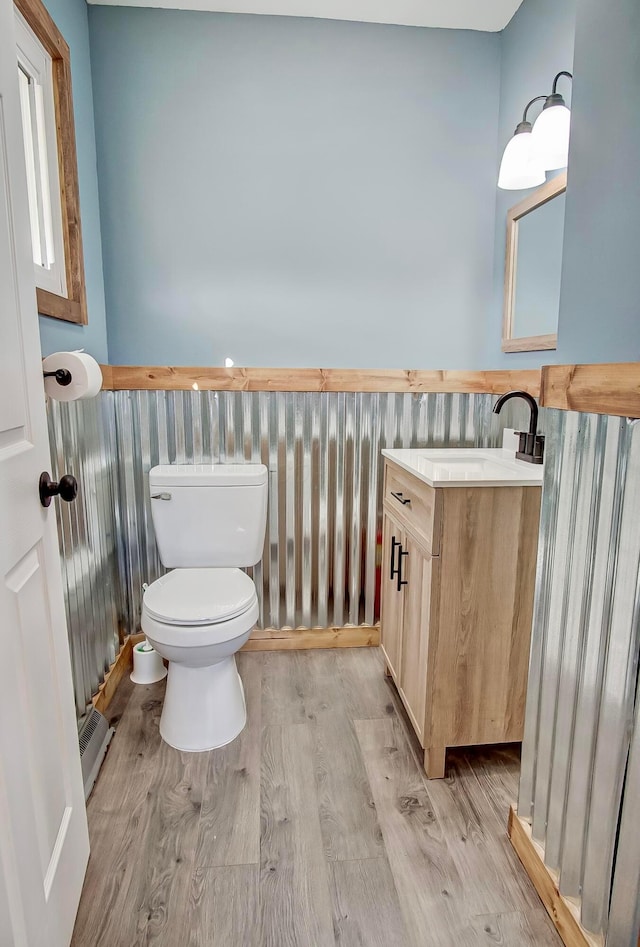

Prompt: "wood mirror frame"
[502,171,567,353]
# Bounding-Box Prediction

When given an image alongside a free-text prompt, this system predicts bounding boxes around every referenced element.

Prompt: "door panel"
[380,512,404,679]
[7,546,69,874]
[0,0,89,941]
[398,535,436,743]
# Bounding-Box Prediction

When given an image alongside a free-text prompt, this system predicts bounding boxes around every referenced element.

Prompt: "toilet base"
[159,656,246,752]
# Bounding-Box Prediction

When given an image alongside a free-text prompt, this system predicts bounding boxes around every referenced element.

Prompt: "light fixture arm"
[552,70,573,94]
[542,71,574,111]
[521,95,547,124]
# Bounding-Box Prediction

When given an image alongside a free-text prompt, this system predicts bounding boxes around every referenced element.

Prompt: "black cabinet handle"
[390,533,409,591]
[391,491,411,506]
[39,471,78,508]
[397,546,409,592]
[390,536,401,579]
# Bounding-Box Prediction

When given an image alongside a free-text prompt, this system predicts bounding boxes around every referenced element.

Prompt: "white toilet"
[142,463,268,752]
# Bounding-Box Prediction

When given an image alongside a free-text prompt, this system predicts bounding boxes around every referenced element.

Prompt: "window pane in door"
[33,80,55,269]
[17,65,42,267]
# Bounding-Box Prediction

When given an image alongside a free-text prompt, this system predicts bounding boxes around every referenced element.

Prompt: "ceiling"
[85,0,525,32]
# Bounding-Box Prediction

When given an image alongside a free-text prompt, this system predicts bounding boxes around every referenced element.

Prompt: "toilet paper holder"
[42,352,102,402]
[43,368,73,387]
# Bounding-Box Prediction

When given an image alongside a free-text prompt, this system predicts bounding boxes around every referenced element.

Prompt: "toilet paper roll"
[130,640,167,685]
[43,351,103,401]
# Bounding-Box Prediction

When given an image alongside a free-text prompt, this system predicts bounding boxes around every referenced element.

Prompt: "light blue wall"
[88,9,500,368]
[39,0,640,370]
[39,0,108,362]
[556,0,640,362]
[488,0,577,368]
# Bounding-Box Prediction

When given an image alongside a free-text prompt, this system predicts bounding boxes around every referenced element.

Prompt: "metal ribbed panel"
[581,419,640,936]
[46,394,124,724]
[43,386,531,722]
[518,410,640,943]
[114,389,520,634]
[607,667,640,947]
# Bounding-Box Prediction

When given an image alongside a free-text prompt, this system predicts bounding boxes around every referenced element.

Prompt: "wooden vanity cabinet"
[380,458,541,779]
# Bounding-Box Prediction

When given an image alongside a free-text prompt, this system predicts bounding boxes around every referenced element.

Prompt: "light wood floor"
[72,648,560,947]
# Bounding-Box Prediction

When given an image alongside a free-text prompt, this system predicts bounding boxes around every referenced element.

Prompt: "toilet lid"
[143,569,256,625]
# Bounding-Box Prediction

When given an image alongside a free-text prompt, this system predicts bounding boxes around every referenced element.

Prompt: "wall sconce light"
[498,95,547,190]
[498,71,573,190]
[532,71,573,171]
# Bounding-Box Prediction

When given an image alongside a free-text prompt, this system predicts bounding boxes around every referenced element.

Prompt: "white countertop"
[382,448,544,488]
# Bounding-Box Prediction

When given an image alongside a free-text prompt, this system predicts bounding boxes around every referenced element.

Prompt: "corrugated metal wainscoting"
[113,390,525,634]
[518,410,640,945]
[46,387,527,715]
[47,393,126,724]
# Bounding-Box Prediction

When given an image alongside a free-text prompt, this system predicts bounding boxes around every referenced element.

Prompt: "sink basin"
[417,451,514,473]
[423,456,502,467]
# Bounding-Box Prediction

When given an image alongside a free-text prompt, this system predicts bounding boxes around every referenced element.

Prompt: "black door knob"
[39,471,78,508]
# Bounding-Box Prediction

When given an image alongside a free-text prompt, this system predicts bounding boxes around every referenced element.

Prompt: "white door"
[0,0,89,942]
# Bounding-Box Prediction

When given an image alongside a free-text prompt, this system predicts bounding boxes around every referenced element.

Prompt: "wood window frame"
[15,0,87,325]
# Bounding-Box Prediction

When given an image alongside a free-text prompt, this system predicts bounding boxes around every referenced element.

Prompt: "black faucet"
[492,390,545,465]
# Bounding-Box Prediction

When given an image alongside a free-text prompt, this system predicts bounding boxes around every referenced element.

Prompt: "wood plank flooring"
[72,648,560,947]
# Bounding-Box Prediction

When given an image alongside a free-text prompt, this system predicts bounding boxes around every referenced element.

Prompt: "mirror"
[502,172,567,353]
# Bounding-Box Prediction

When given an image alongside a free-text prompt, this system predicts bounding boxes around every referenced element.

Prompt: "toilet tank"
[148,464,268,568]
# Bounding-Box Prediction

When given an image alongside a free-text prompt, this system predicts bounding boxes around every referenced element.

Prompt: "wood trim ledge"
[241,624,379,651]
[540,363,640,417]
[92,636,133,715]
[99,365,542,396]
[99,361,640,416]
[508,807,603,947]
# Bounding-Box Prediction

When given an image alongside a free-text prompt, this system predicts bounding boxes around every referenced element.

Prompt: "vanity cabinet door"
[398,534,436,744]
[380,511,404,681]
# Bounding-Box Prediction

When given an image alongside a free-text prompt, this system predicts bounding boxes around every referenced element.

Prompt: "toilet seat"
[143,567,256,625]
[142,598,258,649]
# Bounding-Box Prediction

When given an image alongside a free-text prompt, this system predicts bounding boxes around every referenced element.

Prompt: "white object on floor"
[142,463,268,751]
[130,639,167,684]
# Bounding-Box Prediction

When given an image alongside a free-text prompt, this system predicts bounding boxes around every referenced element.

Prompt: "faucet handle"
[532,434,545,462]
[515,431,545,465]
[516,431,529,455]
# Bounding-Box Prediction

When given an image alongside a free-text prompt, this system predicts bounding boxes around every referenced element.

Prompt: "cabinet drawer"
[384,461,441,555]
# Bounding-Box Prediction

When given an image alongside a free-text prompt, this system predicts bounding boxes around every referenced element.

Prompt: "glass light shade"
[532,104,571,170]
[498,130,546,190]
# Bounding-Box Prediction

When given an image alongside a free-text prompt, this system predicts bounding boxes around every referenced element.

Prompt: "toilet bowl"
[145,463,268,752]
[142,567,259,751]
